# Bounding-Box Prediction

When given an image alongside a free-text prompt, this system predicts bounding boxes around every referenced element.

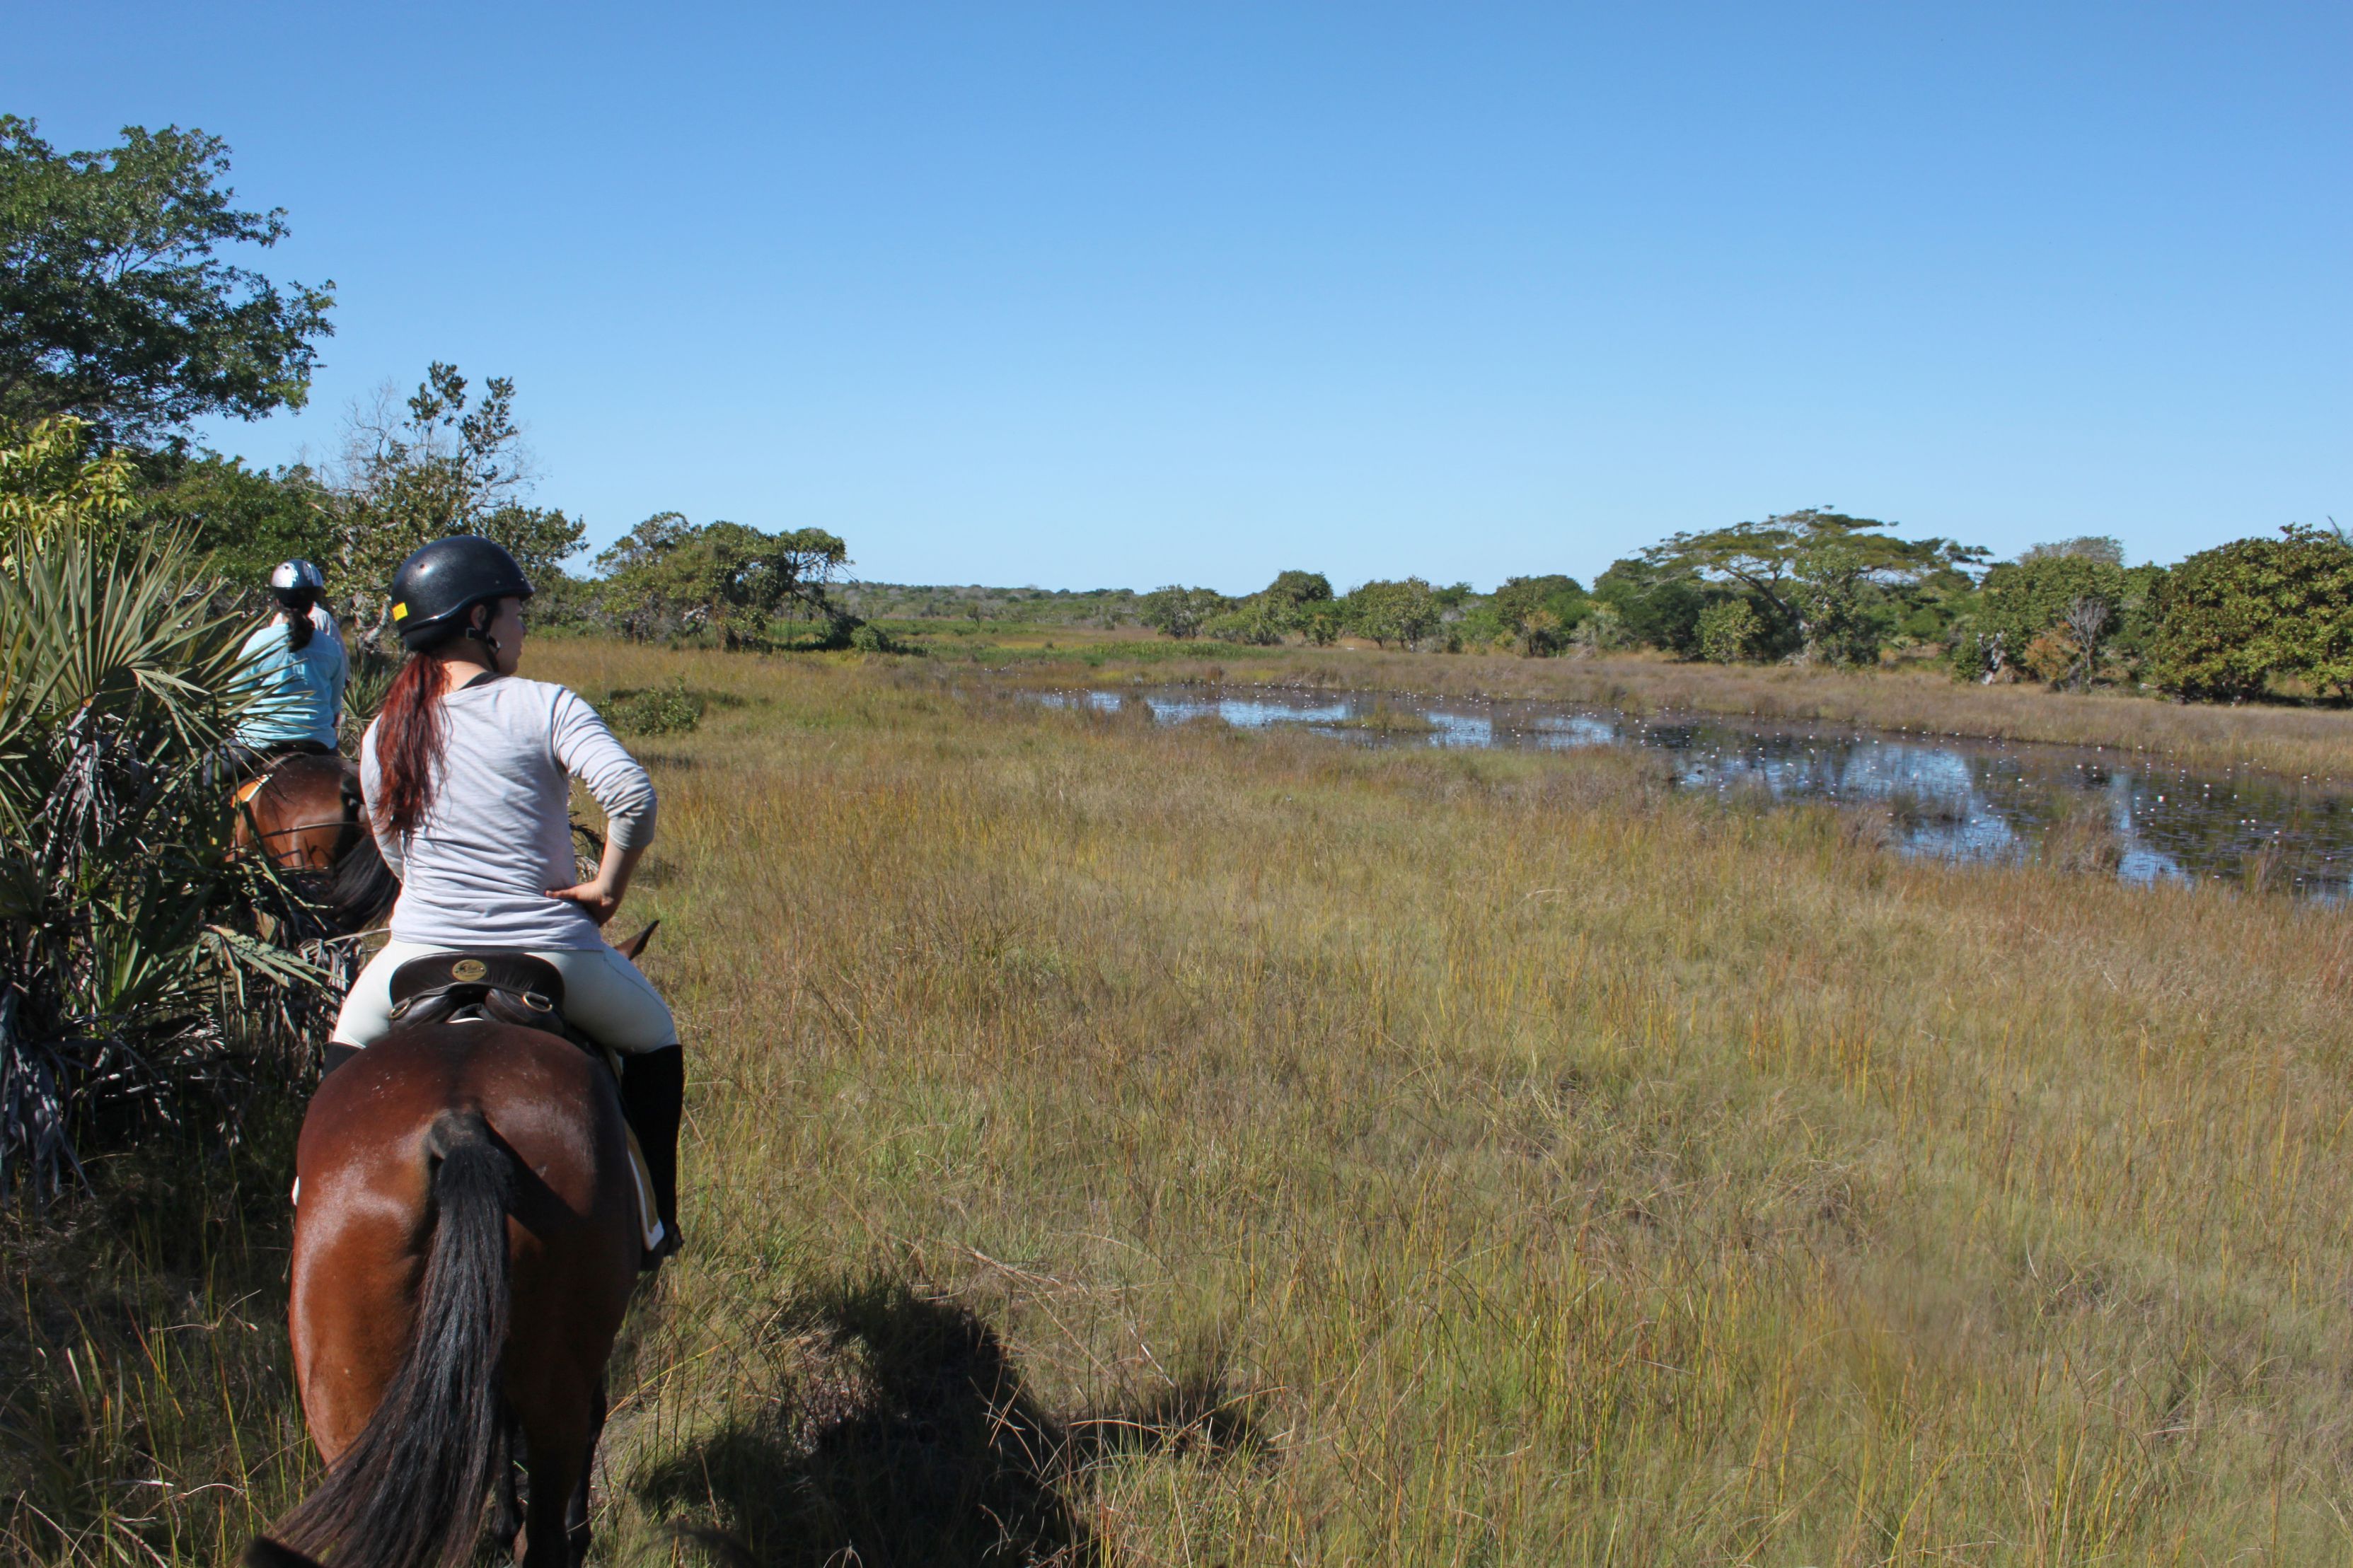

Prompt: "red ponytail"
[373,654,449,835]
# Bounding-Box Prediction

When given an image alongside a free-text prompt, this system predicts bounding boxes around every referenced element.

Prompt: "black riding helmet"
[388,537,534,651]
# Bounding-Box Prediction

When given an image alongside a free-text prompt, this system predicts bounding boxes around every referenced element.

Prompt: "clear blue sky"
[10,3,2347,591]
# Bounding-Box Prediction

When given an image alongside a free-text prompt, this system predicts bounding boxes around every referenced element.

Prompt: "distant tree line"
[1132,509,2353,704]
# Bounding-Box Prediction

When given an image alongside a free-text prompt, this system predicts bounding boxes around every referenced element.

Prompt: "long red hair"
[372,654,449,835]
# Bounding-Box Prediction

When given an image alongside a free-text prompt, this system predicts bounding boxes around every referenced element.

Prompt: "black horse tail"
[263,1109,513,1568]
[327,820,399,933]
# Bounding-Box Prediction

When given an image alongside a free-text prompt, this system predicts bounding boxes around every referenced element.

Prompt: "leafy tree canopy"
[1488,574,1590,655]
[2149,526,2353,702]
[1694,598,1768,663]
[1346,577,1440,650]
[0,414,139,562]
[328,364,584,641]
[1955,552,2148,683]
[1639,508,1986,664]
[594,512,850,647]
[2018,535,2125,567]
[1258,569,1334,608]
[1592,556,1712,656]
[0,117,334,449]
[1138,586,1229,639]
[144,451,334,587]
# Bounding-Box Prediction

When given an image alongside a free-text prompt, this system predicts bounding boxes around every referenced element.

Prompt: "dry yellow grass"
[10,640,2352,1566]
[545,642,2353,1565]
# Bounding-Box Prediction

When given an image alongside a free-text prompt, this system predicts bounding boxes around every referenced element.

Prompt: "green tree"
[1955,551,2132,687]
[2148,527,2353,702]
[1591,557,1711,656]
[1694,598,1768,663]
[1138,586,1229,639]
[142,452,335,587]
[0,117,333,450]
[1489,574,1589,656]
[1260,570,1334,610]
[0,414,140,560]
[2017,535,2124,567]
[1346,577,1440,650]
[595,512,850,648]
[1203,602,1288,645]
[1203,570,1336,645]
[328,364,585,642]
[1638,509,1985,665]
[1573,600,1631,654]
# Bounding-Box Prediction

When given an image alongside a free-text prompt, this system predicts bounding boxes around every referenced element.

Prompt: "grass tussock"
[17,638,2353,1566]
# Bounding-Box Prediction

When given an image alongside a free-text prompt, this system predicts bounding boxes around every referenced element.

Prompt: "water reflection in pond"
[1039,686,2353,901]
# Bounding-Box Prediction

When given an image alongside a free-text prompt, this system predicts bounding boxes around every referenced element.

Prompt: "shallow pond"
[1041,685,2353,901]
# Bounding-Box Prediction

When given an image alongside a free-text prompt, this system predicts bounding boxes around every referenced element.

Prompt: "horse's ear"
[614,919,659,961]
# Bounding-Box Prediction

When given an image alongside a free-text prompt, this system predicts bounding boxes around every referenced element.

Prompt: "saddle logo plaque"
[451,958,489,982]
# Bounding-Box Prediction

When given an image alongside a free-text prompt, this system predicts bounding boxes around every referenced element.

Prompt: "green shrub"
[603,680,706,736]
[2,421,325,1200]
[2149,528,2353,702]
[1694,598,1768,663]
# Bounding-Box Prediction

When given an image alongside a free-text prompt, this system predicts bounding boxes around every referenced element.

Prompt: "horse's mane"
[327,827,400,931]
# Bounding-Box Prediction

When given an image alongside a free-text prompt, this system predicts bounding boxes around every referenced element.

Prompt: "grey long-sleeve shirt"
[361,676,657,951]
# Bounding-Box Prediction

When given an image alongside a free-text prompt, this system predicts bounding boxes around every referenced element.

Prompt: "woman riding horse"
[233,558,349,765]
[329,535,686,1254]
[254,538,685,1567]
[229,560,393,923]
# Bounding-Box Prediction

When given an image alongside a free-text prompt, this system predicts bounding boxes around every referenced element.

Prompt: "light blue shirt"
[232,610,347,750]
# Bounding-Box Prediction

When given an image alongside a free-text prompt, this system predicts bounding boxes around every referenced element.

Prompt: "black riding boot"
[618,1046,685,1267]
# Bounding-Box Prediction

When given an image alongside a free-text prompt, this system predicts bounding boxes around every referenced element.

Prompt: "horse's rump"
[272,1023,640,1567]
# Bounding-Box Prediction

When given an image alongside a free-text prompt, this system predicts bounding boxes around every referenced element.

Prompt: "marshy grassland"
[11,639,2353,1566]
[905,625,2353,782]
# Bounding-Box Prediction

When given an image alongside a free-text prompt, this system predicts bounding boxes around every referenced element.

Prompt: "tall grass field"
[8,641,2353,1565]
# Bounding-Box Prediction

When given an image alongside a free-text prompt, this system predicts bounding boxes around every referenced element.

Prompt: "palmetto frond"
[1,496,330,1201]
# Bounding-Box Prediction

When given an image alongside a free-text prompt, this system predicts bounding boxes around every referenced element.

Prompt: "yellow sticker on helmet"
[391,602,408,620]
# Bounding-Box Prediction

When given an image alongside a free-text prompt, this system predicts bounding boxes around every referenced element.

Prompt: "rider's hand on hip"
[548,835,647,927]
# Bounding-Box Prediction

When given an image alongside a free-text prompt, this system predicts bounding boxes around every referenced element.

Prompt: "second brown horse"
[233,750,401,933]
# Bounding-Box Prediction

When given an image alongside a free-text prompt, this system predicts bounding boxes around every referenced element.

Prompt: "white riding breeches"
[332,939,680,1053]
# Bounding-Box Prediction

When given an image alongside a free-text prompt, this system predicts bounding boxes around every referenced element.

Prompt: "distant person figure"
[330,535,686,1262]
[233,559,349,760]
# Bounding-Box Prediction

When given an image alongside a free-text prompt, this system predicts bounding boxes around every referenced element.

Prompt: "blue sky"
[10,3,2347,591]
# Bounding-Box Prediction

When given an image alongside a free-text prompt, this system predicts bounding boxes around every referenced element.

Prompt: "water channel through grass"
[1044,683,2353,900]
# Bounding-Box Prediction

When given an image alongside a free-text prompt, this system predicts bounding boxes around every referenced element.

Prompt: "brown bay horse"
[250,936,657,1568]
[233,750,400,932]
